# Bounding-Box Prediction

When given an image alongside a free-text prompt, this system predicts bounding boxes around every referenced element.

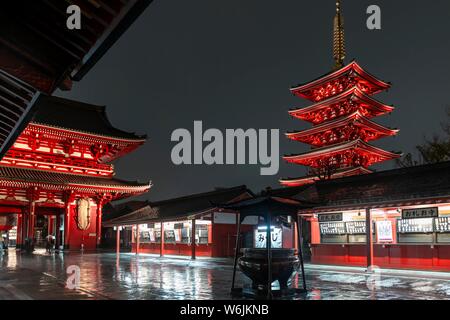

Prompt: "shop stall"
[307,205,450,270]
[290,161,450,271]
[132,220,213,256]
[103,185,258,258]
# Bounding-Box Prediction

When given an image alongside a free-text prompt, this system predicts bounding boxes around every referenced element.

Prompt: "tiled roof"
[31,95,146,141]
[0,165,150,193]
[103,185,253,225]
[290,161,450,209]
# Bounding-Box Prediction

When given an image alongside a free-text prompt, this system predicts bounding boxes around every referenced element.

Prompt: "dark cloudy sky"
[58,0,450,201]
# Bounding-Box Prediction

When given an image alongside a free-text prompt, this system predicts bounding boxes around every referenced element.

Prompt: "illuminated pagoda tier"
[0,95,151,250]
[280,0,401,187]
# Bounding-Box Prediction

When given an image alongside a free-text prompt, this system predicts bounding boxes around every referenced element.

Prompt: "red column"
[63,205,71,250]
[27,202,35,240]
[63,191,75,250]
[55,212,61,252]
[96,202,103,247]
[48,216,54,236]
[191,219,196,260]
[366,208,374,269]
[210,213,214,245]
[16,211,23,249]
[136,224,140,254]
[116,227,120,255]
[21,212,27,249]
[160,222,164,257]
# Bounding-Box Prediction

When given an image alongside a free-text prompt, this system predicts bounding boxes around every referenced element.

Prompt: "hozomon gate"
[0,95,150,250]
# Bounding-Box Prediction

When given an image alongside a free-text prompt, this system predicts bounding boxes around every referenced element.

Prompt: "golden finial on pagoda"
[333,0,346,69]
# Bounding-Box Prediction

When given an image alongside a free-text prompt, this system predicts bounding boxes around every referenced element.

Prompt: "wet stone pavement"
[1,249,450,300]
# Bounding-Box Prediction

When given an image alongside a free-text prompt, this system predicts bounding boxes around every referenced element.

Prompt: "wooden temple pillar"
[24,187,39,244]
[26,202,36,241]
[116,226,120,255]
[47,215,53,236]
[366,208,374,269]
[16,209,25,249]
[191,218,196,260]
[136,224,140,254]
[55,212,62,252]
[63,191,75,250]
[160,222,165,257]
[95,197,104,247]
[63,205,71,250]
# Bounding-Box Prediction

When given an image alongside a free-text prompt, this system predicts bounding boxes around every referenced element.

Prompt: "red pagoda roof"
[286,111,399,146]
[280,166,372,187]
[0,165,151,195]
[289,87,395,124]
[290,61,391,102]
[283,139,401,168]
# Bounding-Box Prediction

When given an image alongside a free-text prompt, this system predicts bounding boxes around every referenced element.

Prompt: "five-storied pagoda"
[280,0,401,187]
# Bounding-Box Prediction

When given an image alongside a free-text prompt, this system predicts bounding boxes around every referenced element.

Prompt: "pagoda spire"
[333,0,346,69]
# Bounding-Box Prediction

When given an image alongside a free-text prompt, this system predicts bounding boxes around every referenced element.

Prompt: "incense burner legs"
[238,248,299,291]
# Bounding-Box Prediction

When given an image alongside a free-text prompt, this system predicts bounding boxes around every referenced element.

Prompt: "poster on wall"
[174,230,181,242]
[254,227,282,248]
[376,220,393,242]
[149,229,155,242]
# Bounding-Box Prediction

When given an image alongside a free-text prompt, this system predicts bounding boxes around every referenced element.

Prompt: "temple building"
[0,1,153,250]
[0,96,151,250]
[280,0,401,187]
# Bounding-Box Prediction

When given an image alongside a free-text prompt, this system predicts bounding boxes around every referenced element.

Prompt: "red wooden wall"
[311,244,450,271]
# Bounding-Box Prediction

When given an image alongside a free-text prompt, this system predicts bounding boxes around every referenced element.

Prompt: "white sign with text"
[254,227,282,249]
[376,220,393,242]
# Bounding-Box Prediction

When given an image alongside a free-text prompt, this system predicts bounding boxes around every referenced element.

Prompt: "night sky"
[58,0,450,201]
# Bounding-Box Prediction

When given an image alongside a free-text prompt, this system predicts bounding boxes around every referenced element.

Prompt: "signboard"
[165,230,175,241]
[254,227,282,249]
[376,220,393,242]
[402,207,438,219]
[435,217,450,233]
[319,222,346,235]
[174,223,184,230]
[397,218,434,233]
[213,212,258,225]
[8,227,17,240]
[345,221,366,235]
[147,223,155,229]
[149,230,155,242]
[174,230,181,242]
[318,213,343,223]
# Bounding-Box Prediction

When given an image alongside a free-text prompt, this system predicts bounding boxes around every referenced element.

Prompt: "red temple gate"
[0,95,150,250]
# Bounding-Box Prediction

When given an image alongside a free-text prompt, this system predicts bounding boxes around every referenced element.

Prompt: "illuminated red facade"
[280,2,400,187]
[0,96,151,250]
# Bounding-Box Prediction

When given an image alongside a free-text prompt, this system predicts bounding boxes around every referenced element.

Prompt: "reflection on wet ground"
[1,249,450,300]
